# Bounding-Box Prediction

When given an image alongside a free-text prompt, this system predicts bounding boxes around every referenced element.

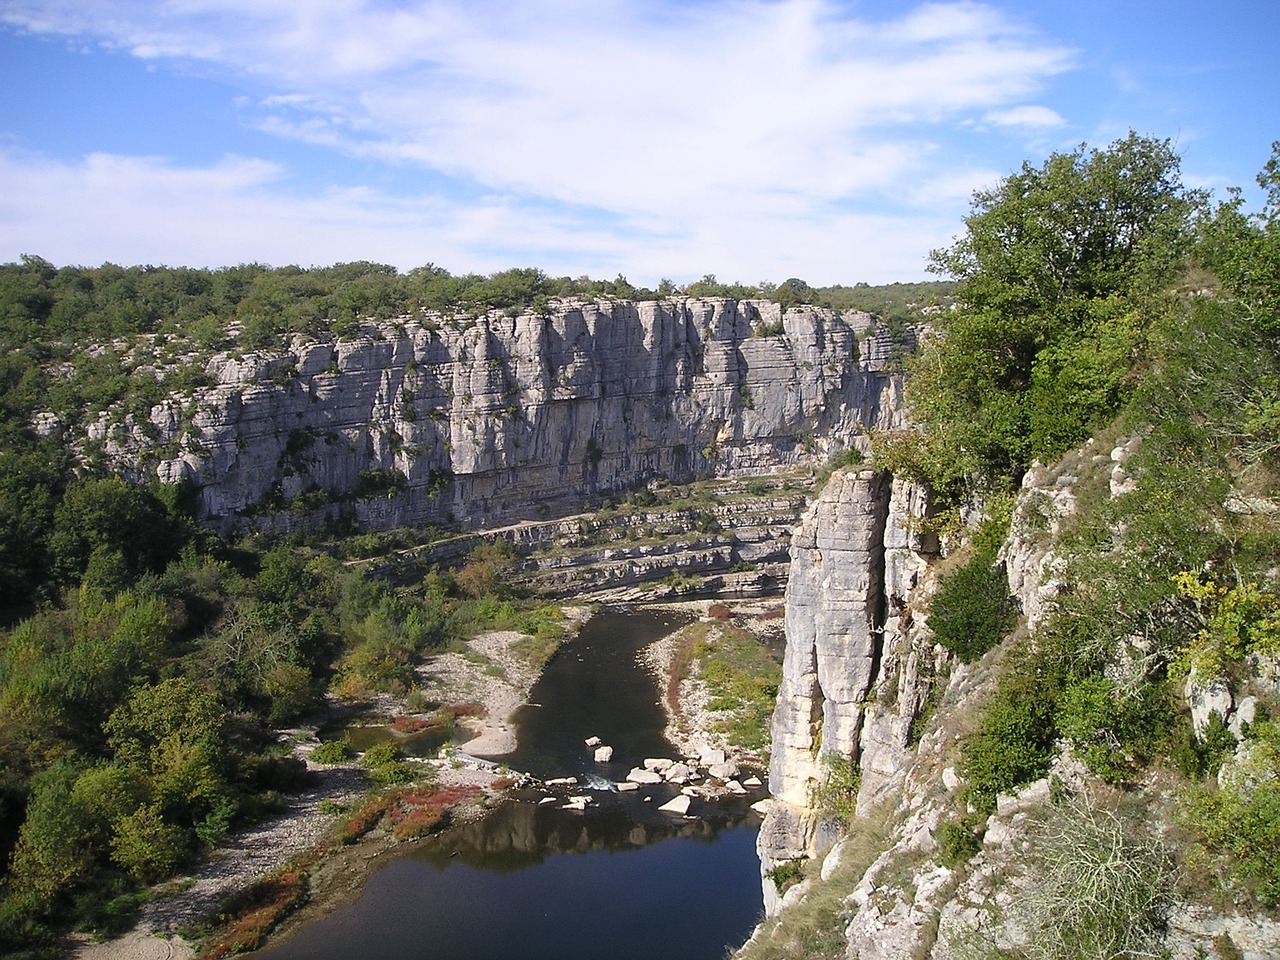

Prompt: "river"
[256,607,766,960]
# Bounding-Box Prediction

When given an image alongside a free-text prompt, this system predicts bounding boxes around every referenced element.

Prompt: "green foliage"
[110,804,188,883]
[1197,140,1280,336]
[454,540,517,600]
[49,477,184,590]
[310,737,355,765]
[1184,722,1280,908]
[929,547,1016,663]
[771,278,814,309]
[694,623,781,751]
[1054,677,1181,783]
[961,649,1058,812]
[911,133,1200,498]
[812,280,956,318]
[811,753,861,824]
[361,742,418,785]
[765,859,805,892]
[936,814,985,868]
[1172,573,1280,681]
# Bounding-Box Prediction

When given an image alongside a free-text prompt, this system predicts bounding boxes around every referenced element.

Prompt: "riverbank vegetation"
[0,505,564,955]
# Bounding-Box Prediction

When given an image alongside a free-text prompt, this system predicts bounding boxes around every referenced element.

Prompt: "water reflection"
[418,790,762,873]
[505,606,692,780]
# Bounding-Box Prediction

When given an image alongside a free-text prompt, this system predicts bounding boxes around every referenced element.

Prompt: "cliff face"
[757,468,939,915]
[749,448,1280,960]
[86,298,903,531]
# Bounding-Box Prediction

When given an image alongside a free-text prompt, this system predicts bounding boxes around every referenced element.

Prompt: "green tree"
[1198,140,1280,336]
[913,133,1199,494]
[48,477,182,588]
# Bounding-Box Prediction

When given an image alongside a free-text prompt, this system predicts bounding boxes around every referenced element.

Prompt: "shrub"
[1020,797,1173,960]
[310,737,355,765]
[929,549,1016,663]
[811,753,860,824]
[936,814,985,868]
[1184,722,1280,907]
[110,804,188,883]
[765,859,805,892]
[961,654,1057,812]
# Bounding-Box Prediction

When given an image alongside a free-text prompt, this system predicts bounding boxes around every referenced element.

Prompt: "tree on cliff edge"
[907,132,1200,493]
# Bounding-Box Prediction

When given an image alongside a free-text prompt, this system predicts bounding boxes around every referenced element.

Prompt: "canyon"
[58,295,1279,958]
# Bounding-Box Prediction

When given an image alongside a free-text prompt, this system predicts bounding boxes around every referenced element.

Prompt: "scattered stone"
[585,736,602,747]
[564,796,591,811]
[942,767,961,792]
[626,768,663,785]
[658,795,692,815]
[743,775,762,788]
[663,762,693,783]
[725,780,748,795]
[698,746,726,766]
[750,799,772,816]
[708,761,739,779]
[616,781,639,792]
[644,758,674,772]
[593,745,614,763]
[538,797,557,805]
[546,776,579,787]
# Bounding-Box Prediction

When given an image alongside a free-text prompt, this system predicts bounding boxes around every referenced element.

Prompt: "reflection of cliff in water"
[416,792,761,873]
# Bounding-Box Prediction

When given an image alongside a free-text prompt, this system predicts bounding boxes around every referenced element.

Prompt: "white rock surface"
[658,795,692,815]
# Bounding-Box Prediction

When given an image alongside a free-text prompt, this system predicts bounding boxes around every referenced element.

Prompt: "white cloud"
[0,1,1077,280]
[0,146,954,284]
[983,104,1066,128]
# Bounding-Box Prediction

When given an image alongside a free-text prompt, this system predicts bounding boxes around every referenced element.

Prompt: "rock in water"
[658,795,692,816]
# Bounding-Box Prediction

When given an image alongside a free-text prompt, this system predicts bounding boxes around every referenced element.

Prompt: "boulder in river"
[698,746,726,766]
[594,745,614,763]
[658,795,692,816]
[663,762,693,783]
[626,768,663,785]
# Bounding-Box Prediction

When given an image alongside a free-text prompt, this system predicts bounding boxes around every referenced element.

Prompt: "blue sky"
[1,1,1276,286]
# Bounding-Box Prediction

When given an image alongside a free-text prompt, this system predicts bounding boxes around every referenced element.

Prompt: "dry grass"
[738,804,892,960]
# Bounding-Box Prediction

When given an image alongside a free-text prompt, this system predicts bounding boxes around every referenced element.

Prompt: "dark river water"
[257,607,766,960]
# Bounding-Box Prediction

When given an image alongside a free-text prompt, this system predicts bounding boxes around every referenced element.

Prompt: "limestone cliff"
[84,298,903,531]
[756,467,939,916]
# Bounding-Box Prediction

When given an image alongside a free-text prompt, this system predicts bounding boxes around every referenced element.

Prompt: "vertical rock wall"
[88,298,903,531]
[757,468,939,915]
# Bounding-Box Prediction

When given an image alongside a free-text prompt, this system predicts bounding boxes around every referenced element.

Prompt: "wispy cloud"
[0,1,1077,281]
[983,104,1066,128]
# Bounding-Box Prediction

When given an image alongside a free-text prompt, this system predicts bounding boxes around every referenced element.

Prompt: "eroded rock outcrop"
[758,468,940,915]
[86,298,903,531]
